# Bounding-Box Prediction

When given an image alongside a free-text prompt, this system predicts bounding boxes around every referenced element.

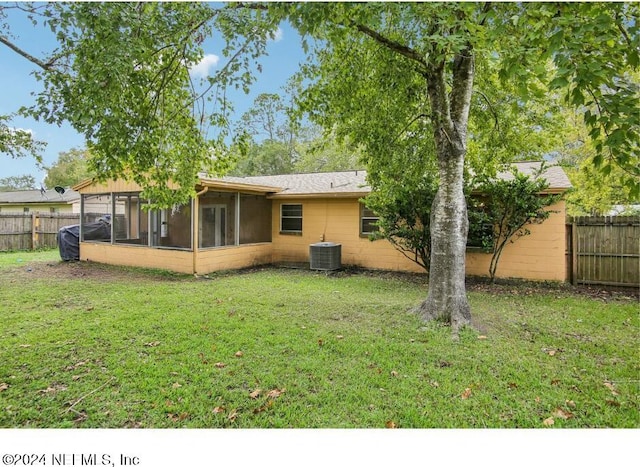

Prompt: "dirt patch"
[4,260,638,301]
[1,259,185,283]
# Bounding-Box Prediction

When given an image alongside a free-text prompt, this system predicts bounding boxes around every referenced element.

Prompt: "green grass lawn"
[0,249,638,428]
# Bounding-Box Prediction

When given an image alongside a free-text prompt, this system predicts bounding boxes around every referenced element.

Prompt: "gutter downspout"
[193,186,209,275]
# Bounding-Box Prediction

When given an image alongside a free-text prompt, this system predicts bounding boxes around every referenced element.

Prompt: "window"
[281,204,302,233]
[23,207,29,213]
[50,207,58,213]
[360,206,379,235]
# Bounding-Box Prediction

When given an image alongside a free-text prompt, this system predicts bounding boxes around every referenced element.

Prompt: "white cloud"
[189,54,220,78]
[269,27,283,42]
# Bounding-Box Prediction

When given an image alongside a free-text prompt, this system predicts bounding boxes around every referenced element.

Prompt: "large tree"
[44,147,94,188]
[1,2,280,207]
[273,2,638,332]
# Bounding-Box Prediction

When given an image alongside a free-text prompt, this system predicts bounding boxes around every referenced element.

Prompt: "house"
[0,187,80,214]
[72,162,571,281]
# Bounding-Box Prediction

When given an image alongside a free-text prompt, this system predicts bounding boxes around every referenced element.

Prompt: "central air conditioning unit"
[309,242,342,271]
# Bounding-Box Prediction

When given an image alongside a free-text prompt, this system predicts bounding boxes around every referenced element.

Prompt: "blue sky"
[0,6,306,185]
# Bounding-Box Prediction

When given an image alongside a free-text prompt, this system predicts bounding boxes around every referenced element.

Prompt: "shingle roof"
[497,162,572,190]
[0,187,80,204]
[218,162,570,197]
[222,170,369,197]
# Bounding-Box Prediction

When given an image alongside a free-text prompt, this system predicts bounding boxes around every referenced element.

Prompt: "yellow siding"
[79,192,567,282]
[271,198,424,273]
[196,243,273,274]
[0,203,74,214]
[78,180,145,194]
[272,198,567,281]
[466,200,567,281]
[80,242,194,274]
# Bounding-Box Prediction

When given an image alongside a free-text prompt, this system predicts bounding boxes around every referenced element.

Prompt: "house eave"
[267,191,369,200]
[197,179,282,195]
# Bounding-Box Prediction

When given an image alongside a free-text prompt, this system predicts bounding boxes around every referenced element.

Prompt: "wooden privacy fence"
[0,213,80,251]
[566,216,640,287]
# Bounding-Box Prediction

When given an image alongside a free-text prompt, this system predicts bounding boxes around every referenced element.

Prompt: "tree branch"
[0,35,54,70]
[352,22,428,71]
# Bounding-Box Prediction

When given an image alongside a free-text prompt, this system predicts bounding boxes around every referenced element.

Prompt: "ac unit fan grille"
[309,242,342,271]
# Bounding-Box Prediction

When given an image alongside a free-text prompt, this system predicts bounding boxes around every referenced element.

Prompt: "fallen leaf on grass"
[266,388,285,399]
[385,420,397,429]
[234,351,244,358]
[39,384,67,394]
[212,406,226,414]
[72,410,88,423]
[390,370,399,377]
[18,344,31,348]
[477,335,488,340]
[167,413,189,422]
[507,382,518,389]
[543,417,555,427]
[144,341,160,347]
[604,381,619,396]
[565,400,576,408]
[253,400,274,414]
[214,362,226,368]
[0,383,8,392]
[228,409,239,422]
[249,389,262,399]
[550,379,561,386]
[171,382,182,389]
[547,350,557,356]
[552,407,574,420]
[336,335,344,340]
[605,400,621,407]
[461,387,472,400]
[318,339,324,347]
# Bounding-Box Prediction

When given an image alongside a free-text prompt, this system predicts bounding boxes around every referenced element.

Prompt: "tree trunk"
[414,52,474,333]
[414,148,471,332]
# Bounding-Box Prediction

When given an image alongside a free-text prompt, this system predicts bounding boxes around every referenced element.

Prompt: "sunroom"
[73,177,279,274]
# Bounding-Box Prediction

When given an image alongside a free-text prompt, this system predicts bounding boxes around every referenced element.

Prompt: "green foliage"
[293,130,362,174]
[552,103,639,215]
[0,114,45,162]
[477,167,562,282]
[365,173,437,272]
[14,2,280,208]
[496,2,640,197]
[44,147,94,189]
[231,91,362,176]
[0,174,36,191]
[230,139,294,176]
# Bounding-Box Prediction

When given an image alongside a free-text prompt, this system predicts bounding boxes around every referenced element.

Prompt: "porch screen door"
[199,204,226,248]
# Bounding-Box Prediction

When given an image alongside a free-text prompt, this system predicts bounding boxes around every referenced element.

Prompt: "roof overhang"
[197,178,282,195]
[266,191,369,200]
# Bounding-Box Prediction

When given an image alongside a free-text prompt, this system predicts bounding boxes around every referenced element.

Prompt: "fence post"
[31,212,39,250]
[571,217,578,286]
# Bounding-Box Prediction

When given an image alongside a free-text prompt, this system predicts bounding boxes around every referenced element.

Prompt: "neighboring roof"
[0,187,80,205]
